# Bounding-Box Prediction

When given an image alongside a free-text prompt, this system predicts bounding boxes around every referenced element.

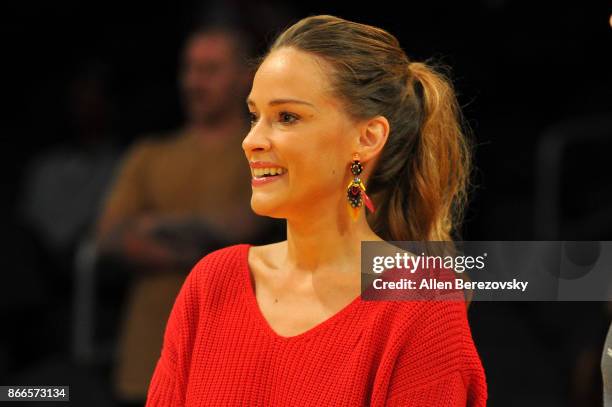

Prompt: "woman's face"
[243,47,360,219]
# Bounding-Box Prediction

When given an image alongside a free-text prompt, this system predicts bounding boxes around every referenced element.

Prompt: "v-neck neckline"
[240,244,363,342]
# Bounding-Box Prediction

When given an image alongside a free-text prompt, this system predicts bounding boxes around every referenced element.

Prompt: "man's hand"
[98,213,214,272]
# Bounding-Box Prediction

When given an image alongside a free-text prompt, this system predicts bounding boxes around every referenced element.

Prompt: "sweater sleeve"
[145,258,202,406]
[385,301,488,407]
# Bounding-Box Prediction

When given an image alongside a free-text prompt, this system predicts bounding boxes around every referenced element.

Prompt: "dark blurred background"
[1,0,612,406]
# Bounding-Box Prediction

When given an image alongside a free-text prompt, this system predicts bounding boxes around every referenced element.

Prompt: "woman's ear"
[357,115,389,163]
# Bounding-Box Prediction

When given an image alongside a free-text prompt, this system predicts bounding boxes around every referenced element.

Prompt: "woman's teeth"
[253,167,286,177]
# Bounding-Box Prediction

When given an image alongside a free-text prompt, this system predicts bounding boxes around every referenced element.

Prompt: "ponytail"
[369,62,472,242]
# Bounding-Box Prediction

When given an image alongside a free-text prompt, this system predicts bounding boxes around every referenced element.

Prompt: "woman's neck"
[282,203,382,275]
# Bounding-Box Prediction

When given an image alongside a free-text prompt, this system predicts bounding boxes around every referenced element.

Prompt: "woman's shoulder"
[386,299,473,342]
[187,242,286,289]
[364,296,470,337]
[182,244,251,291]
[196,243,251,268]
[193,241,286,270]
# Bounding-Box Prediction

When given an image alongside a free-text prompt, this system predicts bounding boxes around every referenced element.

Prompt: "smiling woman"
[146,14,487,407]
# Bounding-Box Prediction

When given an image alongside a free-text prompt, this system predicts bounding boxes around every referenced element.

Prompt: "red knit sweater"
[146,244,487,406]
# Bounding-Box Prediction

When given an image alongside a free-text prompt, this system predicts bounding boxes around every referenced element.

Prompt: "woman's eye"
[279,112,298,124]
[248,112,258,126]
[248,111,298,127]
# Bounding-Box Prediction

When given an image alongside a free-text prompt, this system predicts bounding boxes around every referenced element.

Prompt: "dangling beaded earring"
[346,153,376,221]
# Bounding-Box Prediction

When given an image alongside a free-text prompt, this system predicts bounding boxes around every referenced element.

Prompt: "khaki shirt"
[99,126,263,400]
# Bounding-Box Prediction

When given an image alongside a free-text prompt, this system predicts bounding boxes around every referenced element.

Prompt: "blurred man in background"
[95,24,280,405]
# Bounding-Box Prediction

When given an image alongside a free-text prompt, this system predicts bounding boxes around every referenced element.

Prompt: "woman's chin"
[250,199,285,219]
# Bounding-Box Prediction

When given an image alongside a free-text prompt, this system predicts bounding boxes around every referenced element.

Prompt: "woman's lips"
[251,172,287,187]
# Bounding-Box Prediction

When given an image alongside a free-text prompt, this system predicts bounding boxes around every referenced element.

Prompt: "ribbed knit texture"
[145,244,487,406]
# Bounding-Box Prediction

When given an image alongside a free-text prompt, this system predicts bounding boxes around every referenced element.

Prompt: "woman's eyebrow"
[246,97,316,109]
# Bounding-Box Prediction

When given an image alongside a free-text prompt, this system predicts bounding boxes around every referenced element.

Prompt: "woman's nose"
[242,123,271,153]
